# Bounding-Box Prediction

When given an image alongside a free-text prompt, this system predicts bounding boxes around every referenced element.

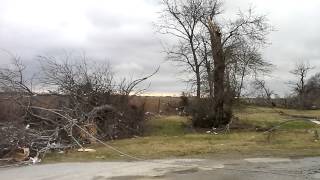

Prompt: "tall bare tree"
[205,8,271,127]
[159,1,272,127]
[158,0,222,98]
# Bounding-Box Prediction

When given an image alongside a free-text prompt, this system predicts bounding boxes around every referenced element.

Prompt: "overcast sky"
[0,0,319,96]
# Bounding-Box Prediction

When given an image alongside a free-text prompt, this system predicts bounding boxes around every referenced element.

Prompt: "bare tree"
[158,0,222,98]
[199,34,214,97]
[0,52,34,95]
[205,7,272,127]
[118,67,160,96]
[252,78,275,106]
[289,61,314,108]
[159,1,272,127]
[38,55,116,112]
[228,43,273,99]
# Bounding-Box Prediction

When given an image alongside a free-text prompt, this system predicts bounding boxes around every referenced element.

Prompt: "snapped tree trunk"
[202,37,213,98]
[208,19,231,127]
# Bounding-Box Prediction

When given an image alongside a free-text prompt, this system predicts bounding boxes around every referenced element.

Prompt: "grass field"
[44,106,320,162]
[234,105,320,129]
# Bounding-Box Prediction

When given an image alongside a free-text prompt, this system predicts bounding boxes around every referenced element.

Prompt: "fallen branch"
[264,119,318,133]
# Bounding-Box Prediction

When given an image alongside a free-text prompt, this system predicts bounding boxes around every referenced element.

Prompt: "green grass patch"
[144,115,192,136]
[44,130,320,163]
[280,121,316,129]
[234,106,319,130]
[280,108,320,118]
[44,108,320,163]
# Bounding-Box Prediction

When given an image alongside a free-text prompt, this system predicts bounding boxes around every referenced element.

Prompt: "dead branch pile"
[0,54,158,163]
[0,96,145,162]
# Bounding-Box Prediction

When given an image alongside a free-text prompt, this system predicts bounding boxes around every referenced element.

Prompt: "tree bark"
[208,19,230,127]
[202,36,213,98]
[195,66,201,98]
[190,39,201,99]
[205,61,213,98]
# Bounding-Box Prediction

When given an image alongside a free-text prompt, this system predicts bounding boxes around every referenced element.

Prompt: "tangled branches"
[0,53,158,162]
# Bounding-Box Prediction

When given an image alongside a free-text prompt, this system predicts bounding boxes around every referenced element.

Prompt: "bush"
[186,98,232,128]
[187,98,212,128]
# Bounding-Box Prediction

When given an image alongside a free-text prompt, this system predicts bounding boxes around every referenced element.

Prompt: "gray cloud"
[0,0,319,96]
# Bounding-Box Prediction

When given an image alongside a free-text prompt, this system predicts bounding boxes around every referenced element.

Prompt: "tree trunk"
[205,61,213,98]
[208,20,231,127]
[196,66,201,98]
[202,36,213,98]
[190,39,201,99]
[237,66,247,99]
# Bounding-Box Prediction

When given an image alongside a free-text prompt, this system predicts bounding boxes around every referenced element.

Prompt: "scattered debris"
[206,130,218,135]
[29,156,41,164]
[310,119,320,125]
[77,148,97,153]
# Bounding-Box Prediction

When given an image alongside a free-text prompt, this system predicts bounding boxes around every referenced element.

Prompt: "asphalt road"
[1,157,320,180]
